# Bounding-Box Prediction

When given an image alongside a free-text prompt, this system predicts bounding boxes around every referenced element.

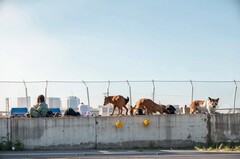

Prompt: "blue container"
[48,108,61,113]
[11,107,28,116]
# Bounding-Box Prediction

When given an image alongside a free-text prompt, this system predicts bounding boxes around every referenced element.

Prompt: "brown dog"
[189,97,219,114]
[130,98,168,115]
[103,95,129,116]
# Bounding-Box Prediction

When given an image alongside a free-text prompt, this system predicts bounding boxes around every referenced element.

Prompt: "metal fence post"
[190,79,194,103]
[105,80,111,115]
[107,80,110,96]
[126,80,132,106]
[45,80,48,100]
[82,80,90,108]
[233,80,237,114]
[23,80,29,109]
[152,80,155,102]
[5,98,9,117]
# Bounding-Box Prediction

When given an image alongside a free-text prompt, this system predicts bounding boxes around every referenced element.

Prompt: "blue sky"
[1,0,240,81]
[0,0,240,109]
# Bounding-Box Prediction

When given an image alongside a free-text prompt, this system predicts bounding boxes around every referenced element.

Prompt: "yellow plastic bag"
[116,120,123,128]
[143,119,150,126]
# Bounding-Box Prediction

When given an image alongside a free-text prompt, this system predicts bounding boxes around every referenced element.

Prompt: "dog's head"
[130,106,134,115]
[208,97,219,108]
[103,96,111,106]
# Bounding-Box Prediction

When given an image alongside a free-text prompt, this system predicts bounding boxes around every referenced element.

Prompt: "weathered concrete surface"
[0,114,239,149]
[10,117,96,149]
[211,114,240,143]
[0,118,8,142]
[96,114,208,149]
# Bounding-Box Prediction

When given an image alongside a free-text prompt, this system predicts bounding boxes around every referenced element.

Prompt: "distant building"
[67,96,80,111]
[47,97,61,108]
[17,97,31,108]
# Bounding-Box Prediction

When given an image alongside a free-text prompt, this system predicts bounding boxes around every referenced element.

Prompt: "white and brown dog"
[190,97,219,114]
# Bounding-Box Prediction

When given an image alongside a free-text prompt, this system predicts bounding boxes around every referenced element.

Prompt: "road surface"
[0,149,240,159]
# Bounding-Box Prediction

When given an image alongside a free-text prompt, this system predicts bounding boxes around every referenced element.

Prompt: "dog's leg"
[123,105,128,115]
[118,107,122,116]
[206,106,211,114]
[120,107,123,115]
[190,106,196,114]
[110,105,116,116]
[143,106,149,115]
[190,102,196,114]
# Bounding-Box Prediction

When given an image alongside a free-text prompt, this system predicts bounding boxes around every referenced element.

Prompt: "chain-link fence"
[0,80,239,114]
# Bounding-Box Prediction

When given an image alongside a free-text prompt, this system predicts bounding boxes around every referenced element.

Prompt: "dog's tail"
[124,97,129,105]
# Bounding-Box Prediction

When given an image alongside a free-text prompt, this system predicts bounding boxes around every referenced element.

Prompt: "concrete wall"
[11,117,96,149]
[96,115,208,149]
[0,114,239,149]
[211,114,240,143]
[0,118,8,142]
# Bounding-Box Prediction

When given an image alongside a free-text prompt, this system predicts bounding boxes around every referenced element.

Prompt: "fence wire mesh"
[0,80,239,114]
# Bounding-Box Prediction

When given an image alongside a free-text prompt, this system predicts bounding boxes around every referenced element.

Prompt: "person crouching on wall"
[26,95,48,117]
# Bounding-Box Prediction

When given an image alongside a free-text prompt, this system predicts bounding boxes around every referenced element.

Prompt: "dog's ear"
[208,97,212,101]
[216,98,219,102]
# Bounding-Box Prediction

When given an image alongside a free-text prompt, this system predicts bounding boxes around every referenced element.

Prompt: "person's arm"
[34,103,39,108]
[36,103,43,112]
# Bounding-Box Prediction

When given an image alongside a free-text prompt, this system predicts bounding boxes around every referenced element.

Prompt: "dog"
[103,95,129,116]
[130,98,169,115]
[189,97,219,114]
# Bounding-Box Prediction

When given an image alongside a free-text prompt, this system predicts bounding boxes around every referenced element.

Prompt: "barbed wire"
[0,80,239,84]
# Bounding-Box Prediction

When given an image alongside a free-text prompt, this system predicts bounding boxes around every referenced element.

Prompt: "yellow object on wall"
[143,119,150,126]
[115,120,123,128]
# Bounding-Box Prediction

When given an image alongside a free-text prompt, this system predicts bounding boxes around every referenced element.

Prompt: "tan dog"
[130,98,168,115]
[190,97,219,114]
[103,95,129,116]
